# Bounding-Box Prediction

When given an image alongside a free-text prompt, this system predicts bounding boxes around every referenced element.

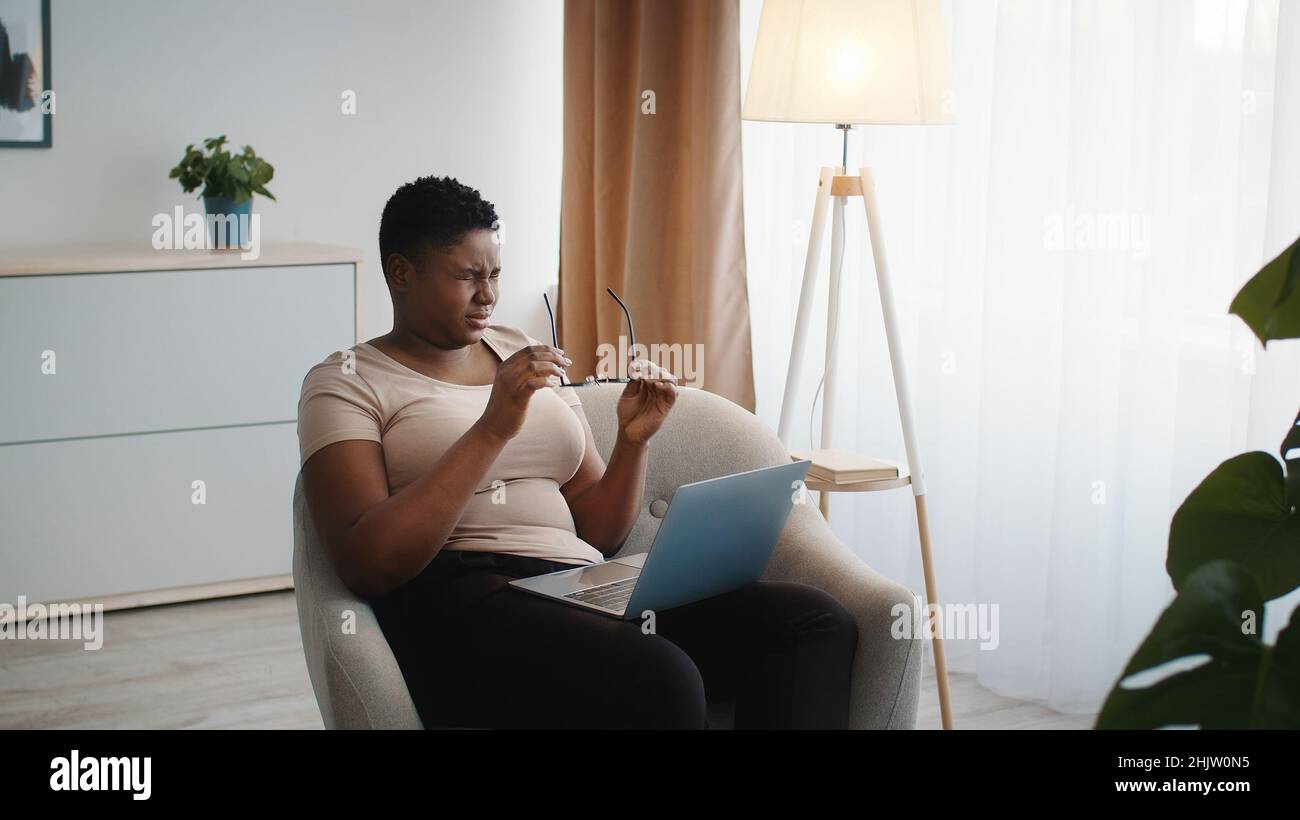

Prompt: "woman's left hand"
[615,359,679,445]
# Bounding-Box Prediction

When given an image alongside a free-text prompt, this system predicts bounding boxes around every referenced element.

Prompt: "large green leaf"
[1258,597,1300,725]
[1096,561,1300,729]
[1167,451,1300,601]
[1230,234,1300,345]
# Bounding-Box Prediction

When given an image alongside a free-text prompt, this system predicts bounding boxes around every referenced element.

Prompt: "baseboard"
[0,575,295,624]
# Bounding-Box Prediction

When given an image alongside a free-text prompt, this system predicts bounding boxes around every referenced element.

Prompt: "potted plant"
[1097,233,1300,729]
[168,135,275,248]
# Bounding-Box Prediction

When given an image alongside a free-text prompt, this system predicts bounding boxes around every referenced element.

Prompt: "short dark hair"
[378,175,499,278]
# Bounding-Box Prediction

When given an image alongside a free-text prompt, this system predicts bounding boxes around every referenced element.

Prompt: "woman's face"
[399,228,501,348]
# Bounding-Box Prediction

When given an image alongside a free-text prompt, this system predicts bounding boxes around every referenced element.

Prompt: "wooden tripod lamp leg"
[857,168,955,730]
[914,494,953,729]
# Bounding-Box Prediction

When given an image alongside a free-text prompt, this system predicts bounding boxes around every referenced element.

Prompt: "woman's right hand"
[478,344,573,441]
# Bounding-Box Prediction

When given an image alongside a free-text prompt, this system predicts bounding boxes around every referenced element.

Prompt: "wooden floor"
[0,590,1095,730]
[917,668,1096,730]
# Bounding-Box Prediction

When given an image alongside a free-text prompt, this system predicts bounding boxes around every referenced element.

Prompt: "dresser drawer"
[0,263,354,444]
[0,422,299,604]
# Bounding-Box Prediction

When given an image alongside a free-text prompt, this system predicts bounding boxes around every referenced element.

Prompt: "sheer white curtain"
[740,0,1300,714]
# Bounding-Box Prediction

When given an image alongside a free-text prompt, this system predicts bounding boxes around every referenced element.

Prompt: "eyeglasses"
[542,287,637,387]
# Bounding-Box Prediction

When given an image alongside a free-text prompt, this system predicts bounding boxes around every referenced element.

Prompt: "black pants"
[371,549,859,729]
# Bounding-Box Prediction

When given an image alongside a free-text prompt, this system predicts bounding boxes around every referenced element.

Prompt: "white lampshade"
[743,0,954,125]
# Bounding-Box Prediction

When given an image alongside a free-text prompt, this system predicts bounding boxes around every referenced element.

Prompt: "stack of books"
[789,448,901,484]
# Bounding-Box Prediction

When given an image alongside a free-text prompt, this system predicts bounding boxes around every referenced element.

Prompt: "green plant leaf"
[251,160,273,187]
[1167,449,1300,601]
[1230,233,1300,346]
[1095,561,1300,729]
[1283,408,1300,509]
[1260,603,1300,725]
[171,136,274,203]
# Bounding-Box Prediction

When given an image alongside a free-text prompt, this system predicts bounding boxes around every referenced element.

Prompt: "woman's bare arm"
[561,368,678,556]
[301,420,510,599]
[301,344,570,599]
[560,408,648,556]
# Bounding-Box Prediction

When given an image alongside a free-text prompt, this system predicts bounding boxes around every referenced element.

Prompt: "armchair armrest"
[294,590,423,730]
[763,501,924,729]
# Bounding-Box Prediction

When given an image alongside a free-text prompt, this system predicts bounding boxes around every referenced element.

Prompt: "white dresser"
[0,243,359,611]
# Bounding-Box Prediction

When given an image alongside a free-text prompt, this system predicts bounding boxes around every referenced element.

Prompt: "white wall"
[0,0,564,341]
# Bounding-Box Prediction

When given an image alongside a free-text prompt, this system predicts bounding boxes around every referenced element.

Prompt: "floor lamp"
[743,0,956,730]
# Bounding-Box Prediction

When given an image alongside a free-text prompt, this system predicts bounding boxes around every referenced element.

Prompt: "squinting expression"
[406,228,501,347]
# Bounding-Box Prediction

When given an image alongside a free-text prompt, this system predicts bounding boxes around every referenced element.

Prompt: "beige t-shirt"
[296,324,604,566]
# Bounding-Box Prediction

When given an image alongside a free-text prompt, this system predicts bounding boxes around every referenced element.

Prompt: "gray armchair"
[292,383,922,729]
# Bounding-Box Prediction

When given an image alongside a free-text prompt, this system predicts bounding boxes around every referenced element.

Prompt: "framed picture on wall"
[0,0,51,148]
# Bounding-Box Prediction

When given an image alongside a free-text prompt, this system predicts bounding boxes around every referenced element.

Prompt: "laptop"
[508,460,813,619]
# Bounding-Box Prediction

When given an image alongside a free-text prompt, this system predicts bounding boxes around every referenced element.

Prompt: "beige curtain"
[559,0,756,411]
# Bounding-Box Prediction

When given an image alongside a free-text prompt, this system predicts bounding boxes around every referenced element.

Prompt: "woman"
[298,175,858,729]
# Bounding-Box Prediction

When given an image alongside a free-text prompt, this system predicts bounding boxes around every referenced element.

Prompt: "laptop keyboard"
[564,577,637,611]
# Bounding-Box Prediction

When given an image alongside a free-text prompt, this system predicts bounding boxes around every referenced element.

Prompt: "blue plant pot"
[202,196,254,248]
